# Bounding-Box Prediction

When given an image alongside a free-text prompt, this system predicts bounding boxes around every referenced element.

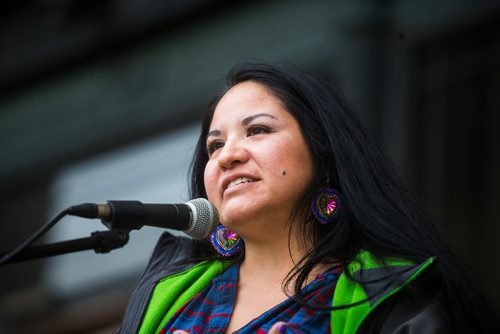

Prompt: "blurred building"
[0,0,499,332]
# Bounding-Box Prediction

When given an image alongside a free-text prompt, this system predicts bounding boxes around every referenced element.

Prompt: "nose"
[217,138,248,169]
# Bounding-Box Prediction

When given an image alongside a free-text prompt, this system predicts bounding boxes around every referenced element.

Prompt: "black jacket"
[117,232,451,333]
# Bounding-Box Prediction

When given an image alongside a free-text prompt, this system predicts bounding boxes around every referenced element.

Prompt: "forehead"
[210,81,287,125]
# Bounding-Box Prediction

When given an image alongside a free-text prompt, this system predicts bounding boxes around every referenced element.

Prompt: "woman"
[117,63,497,333]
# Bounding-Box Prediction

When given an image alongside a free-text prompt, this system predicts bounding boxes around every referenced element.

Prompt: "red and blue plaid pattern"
[160,262,340,333]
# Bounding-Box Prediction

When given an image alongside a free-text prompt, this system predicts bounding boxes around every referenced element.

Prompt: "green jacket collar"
[331,250,435,333]
[138,260,233,334]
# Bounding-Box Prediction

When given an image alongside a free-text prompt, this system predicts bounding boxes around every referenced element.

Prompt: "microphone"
[67,198,218,239]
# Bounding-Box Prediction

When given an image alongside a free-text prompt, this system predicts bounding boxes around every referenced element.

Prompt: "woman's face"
[203,81,314,238]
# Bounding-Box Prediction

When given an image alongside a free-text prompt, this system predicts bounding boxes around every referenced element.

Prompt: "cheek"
[275,138,313,172]
[276,140,314,188]
[203,161,218,201]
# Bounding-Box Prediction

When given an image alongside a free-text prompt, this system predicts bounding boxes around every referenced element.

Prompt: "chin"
[218,212,242,229]
[218,207,253,231]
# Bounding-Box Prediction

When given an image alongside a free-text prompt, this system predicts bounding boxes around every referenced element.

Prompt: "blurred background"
[0,0,499,332]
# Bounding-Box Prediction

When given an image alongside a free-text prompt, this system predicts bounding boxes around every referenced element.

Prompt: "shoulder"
[131,232,198,305]
[116,232,198,333]
[358,278,452,333]
[145,231,193,273]
[336,251,452,333]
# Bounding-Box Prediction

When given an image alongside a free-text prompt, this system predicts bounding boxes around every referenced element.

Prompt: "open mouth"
[226,177,256,190]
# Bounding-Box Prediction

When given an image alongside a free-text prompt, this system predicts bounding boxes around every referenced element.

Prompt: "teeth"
[227,177,254,189]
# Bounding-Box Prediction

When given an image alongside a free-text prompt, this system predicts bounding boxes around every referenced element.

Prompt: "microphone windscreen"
[185,198,219,239]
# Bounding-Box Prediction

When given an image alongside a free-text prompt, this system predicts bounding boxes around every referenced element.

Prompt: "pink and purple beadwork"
[311,188,342,224]
[210,225,243,257]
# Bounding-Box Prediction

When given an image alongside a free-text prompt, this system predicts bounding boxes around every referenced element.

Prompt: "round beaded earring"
[210,224,243,257]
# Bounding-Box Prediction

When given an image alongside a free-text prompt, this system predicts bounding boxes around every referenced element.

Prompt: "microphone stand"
[0,230,130,265]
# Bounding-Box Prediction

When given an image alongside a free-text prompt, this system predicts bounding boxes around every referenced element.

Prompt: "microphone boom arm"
[0,230,130,265]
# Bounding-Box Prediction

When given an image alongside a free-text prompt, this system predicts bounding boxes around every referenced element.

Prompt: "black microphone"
[67,198,219,239]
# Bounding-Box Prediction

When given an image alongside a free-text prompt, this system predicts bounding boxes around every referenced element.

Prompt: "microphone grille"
[185,198,219,239]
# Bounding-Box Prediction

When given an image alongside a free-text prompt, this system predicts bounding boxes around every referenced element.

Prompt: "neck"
[244,237,299,270]
[237,227,310,292]
[237,223,336,289]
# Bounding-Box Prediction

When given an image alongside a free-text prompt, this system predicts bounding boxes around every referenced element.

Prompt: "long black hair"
[189,63,497,332]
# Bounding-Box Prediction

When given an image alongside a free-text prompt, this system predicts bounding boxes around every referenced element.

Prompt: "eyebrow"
[241,113,276,126]
[206,113,277,140]
[206,129,221,140]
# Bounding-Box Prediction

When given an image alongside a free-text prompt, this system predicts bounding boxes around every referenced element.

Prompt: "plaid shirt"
[160,262,340,333]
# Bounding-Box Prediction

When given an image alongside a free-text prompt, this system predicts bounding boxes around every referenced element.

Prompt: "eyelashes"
[206,124,273,156]
[207,140,224,156]
[247,125,271,136]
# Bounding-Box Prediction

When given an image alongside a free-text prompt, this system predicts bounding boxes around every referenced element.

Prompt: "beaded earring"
[210,225,243,257]
[311,187,343,224]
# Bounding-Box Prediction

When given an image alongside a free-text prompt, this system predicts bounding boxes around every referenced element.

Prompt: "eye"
[247,125,271,136]
[207,140,224,156]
